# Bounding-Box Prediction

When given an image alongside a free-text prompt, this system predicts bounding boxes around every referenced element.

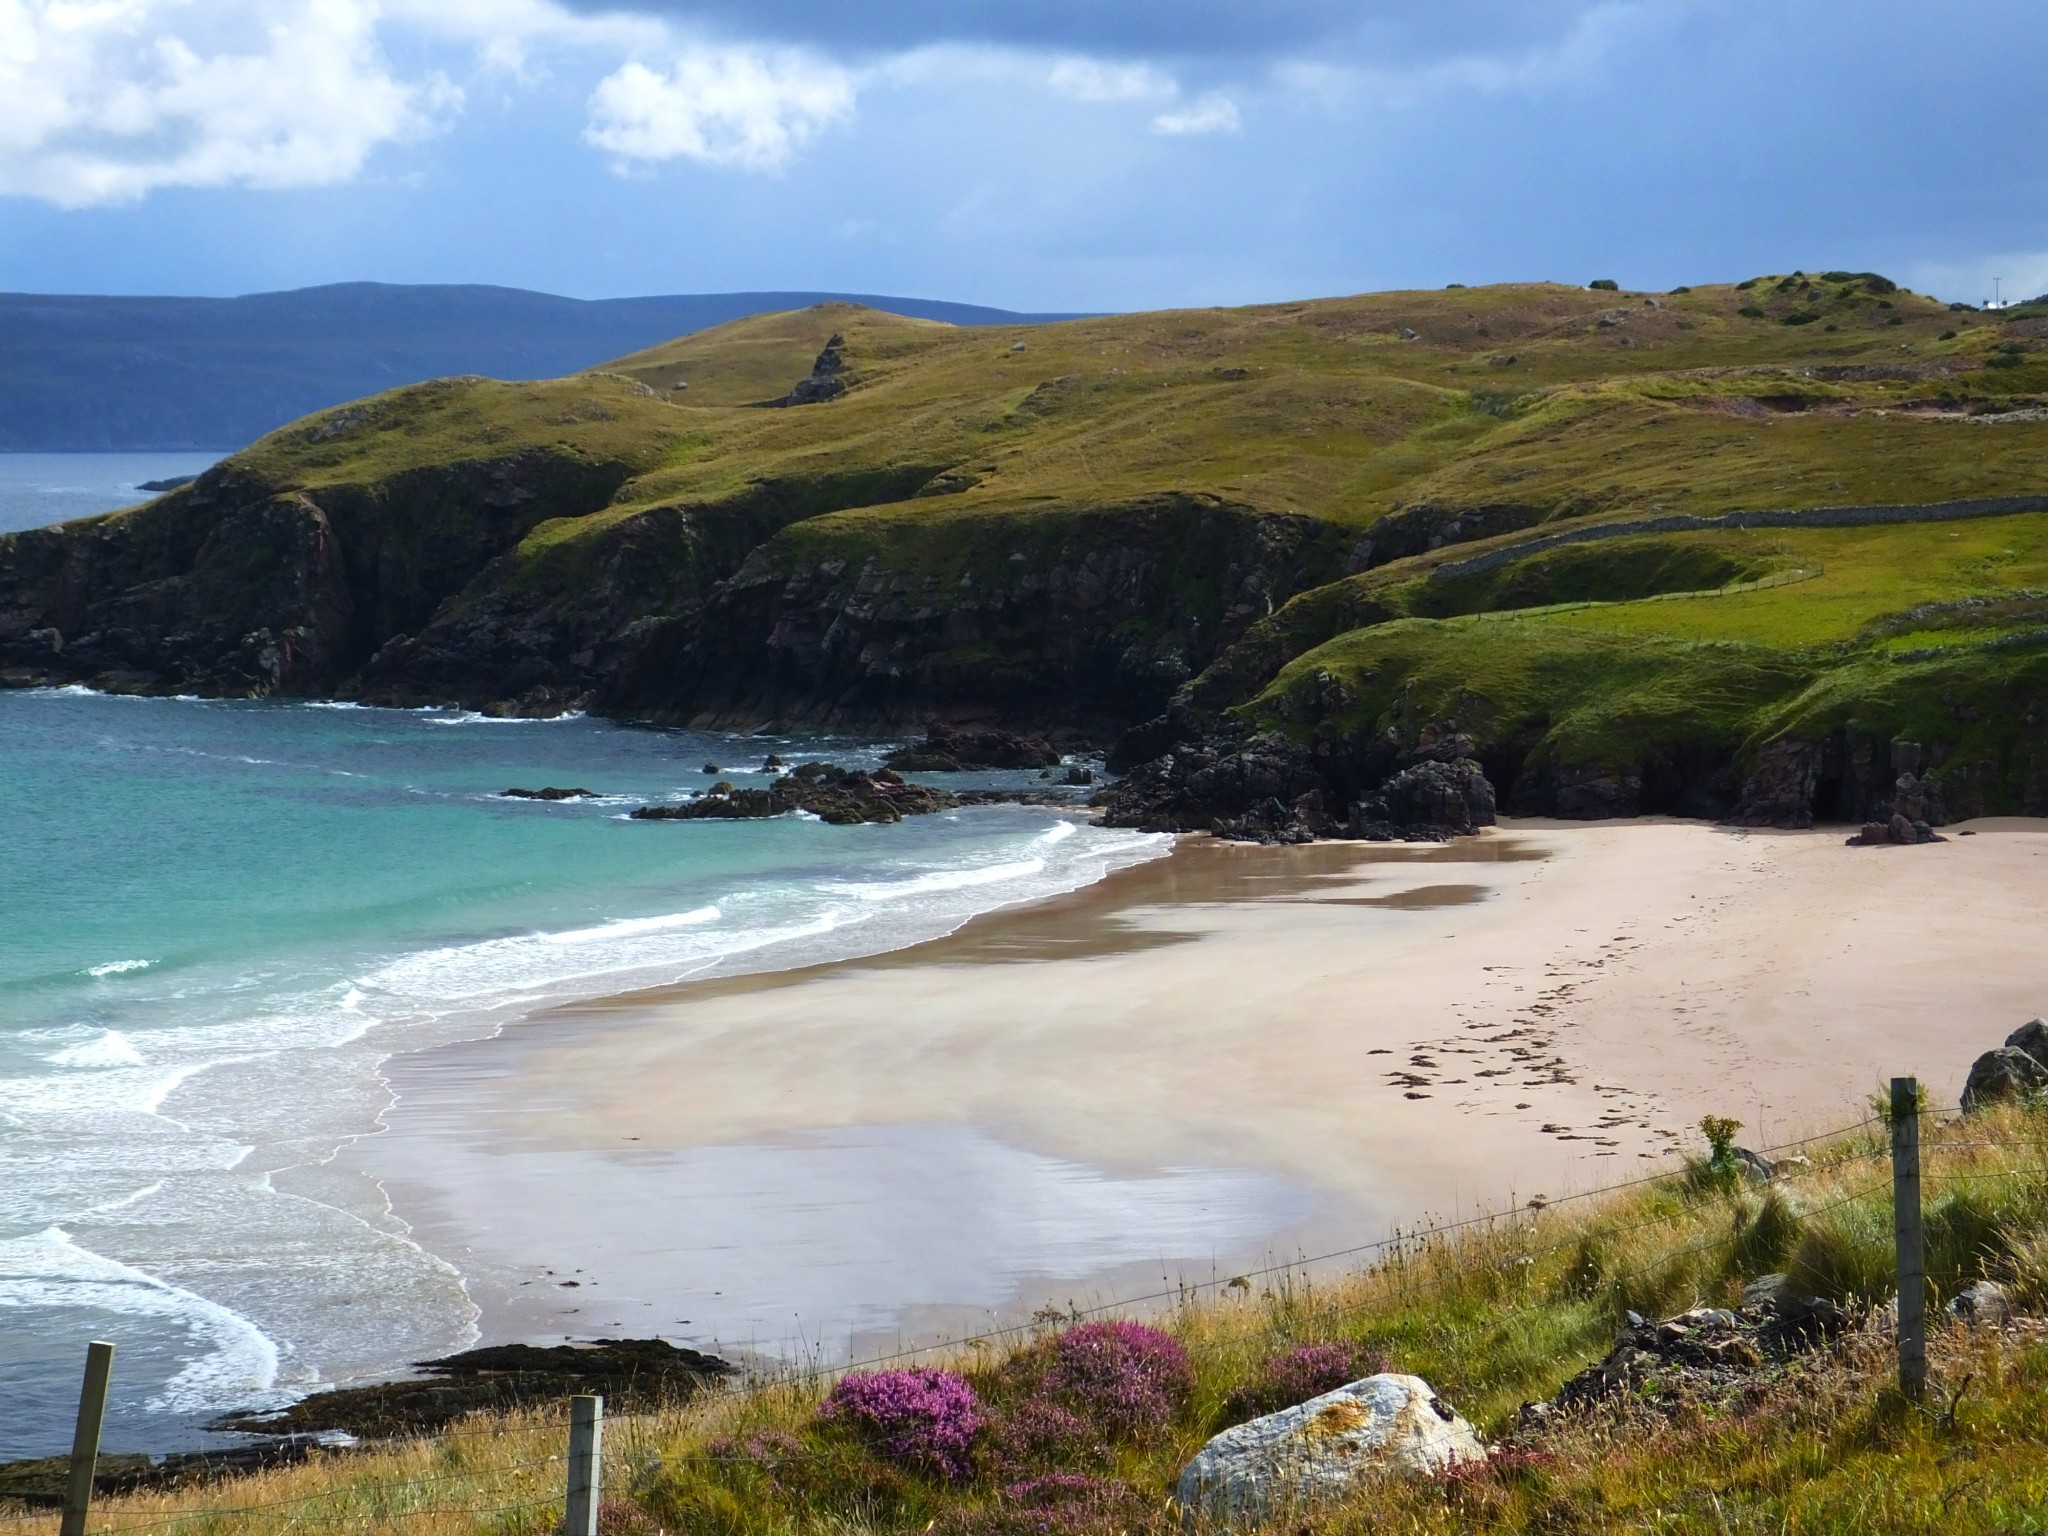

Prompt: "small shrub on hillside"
[1221,1340,1391,1422]
[1927,1186,2030,1290]
[936,1474,1159,1536]
[1553,1231,1609,1300]
[1738,305,1766,319]
[1786,1200,1893,1304]
[1589,278,1620,291]
[1001,1321,1194,1442]
[598,1497,667,1536]
[1730,1186,1806,1277]
[977,1396,1110,1479]
[821,1368,984,1481]
[1685,1115,1745,1195]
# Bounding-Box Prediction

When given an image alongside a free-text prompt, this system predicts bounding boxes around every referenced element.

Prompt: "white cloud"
[1152,95,1241,136]
[0,0,456,207]
[1047,56,1175,103]
[584,44,855,172]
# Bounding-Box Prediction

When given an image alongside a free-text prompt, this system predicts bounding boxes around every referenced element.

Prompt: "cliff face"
[5,283,2048,827]
[0,448,645,697]
[616,495,1345,730]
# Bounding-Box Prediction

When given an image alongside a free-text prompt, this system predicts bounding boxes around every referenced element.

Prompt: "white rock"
[1176,1373,1487,1531]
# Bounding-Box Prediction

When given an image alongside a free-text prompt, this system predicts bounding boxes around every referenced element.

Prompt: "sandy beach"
[349,816,2048,1365]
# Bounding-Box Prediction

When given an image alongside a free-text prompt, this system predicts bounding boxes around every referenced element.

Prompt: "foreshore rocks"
[1095,724,1497,844]
[633,762,958,825]
[883,723,1062,771]
[500,786,599,800]
[215,1340,733,1440]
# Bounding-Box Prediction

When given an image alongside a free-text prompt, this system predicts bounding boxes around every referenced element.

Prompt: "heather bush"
[820,1368,984,1481]
[1220,1340,1391,1423]
[935,1473,1159,1536]
[1031,1321,1194,1441]
[976,1396,1111,1479]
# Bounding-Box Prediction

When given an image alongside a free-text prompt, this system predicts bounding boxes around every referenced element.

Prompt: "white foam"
[50,1030,146,1068]
[0,1228,282,1413]
[819,857,1049,901]
[1036,818,1079,845]
[86,959,152,978]
[423,710,587,726]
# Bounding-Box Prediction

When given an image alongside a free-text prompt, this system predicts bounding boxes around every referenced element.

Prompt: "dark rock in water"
[137,475,199,493]
[884,723,1061,772]
[1348,758,1496,842]
[702,762,721,773]
[500,786,600,800]
[762,754,785,770]
[213,1339,734,1439]
[1962,1044,2048,1111]
[776,333,849,406]
[1063,764,1095,786]
[634,762,957,825]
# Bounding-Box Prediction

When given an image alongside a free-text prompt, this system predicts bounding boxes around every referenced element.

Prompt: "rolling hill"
[0,283,1079,451]
[3,273,2046,831]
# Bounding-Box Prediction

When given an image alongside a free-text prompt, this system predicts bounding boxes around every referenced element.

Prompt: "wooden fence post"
[1891,1076,1927,1401]
[60,1340,115,1536]
[565,1393,603,1536]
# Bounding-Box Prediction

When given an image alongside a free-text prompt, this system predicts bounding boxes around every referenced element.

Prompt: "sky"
[0,0,2044,311]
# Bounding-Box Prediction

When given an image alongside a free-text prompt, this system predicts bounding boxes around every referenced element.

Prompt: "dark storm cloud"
[553,0,1594,62]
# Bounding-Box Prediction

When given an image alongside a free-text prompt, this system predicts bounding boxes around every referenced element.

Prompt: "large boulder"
[1349,758,1496,841]
[1175,1374,1484,1531]
[2005,1018,2048,1071]
[1961,1046,2048,1113]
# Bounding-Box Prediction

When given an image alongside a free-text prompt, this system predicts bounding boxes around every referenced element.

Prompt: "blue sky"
[0,1,2043,310]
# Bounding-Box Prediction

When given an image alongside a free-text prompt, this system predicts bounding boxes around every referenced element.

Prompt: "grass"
[18,1103,2048,1536]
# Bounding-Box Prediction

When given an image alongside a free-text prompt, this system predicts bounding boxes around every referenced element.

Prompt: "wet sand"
[348,817,2048,1364]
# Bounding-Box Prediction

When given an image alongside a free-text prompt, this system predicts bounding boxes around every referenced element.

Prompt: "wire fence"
[10,1096,2040,1535]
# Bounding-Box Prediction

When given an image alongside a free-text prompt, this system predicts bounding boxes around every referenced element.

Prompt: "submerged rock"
[1176,1374,1485,1530]
[634,762,958,825]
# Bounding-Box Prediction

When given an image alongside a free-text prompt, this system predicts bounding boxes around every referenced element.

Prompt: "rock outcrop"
[1348,756,1497,841]
[1099,723,1498,844]
[884,723,1062,771]
[633,763,957,825]
[214,1340,732,1439]
[777,333,849,406]
[1962,1019,2048,1111]
[1175,1374,1485,1530]
[1527,1294,1849,1425]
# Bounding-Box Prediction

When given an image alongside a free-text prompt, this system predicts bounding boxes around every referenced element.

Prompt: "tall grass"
[9,1103,2048,1535]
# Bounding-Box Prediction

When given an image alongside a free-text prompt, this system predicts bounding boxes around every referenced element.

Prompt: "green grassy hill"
[2,273,2045,822]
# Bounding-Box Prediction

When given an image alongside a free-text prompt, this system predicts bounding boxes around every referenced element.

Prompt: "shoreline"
[347,815,2048,1374]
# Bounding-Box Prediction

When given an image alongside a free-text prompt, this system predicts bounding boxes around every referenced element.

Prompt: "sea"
[0,458,1169,1459]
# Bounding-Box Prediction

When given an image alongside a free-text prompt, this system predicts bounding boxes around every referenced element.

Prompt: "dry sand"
[349,816,2048,1362]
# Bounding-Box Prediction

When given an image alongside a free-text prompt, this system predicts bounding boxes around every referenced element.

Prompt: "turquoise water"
[0,452,220,534]
[0,688,1163,1457]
